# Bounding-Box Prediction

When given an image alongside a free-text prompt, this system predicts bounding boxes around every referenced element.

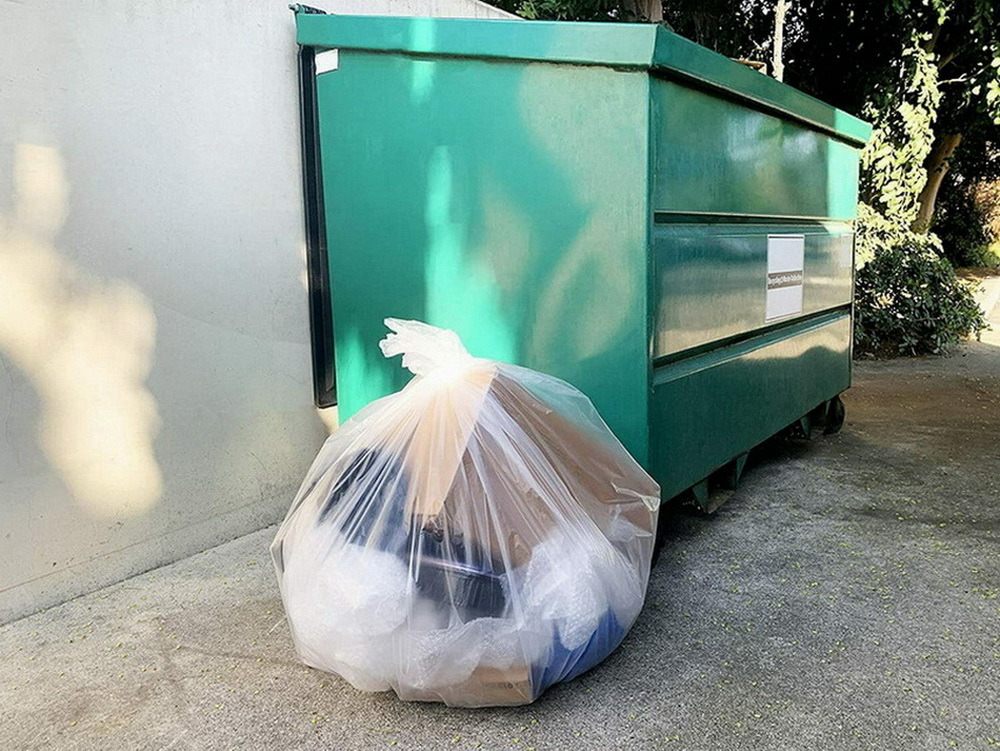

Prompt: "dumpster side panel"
[649,79,860,221]
[650,313,851,499]
[647,76,861,498]
[652,221,854,357]
[314,50,652,462]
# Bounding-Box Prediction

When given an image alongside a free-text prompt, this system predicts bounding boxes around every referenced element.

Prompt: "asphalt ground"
[3,338,999,751]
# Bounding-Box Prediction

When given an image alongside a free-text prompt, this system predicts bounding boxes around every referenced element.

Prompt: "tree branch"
[912,133,964,233]
[922,22,942,54]
[937,50,959,70]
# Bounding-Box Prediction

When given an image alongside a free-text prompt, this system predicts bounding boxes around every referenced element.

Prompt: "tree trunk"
[772,0,791,81]
[624,0,662,22]
[912,132,963,233]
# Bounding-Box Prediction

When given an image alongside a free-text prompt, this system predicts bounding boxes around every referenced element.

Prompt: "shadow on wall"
[0,143,163,515]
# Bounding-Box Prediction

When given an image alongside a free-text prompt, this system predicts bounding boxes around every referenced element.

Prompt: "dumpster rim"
[293,13,871,147]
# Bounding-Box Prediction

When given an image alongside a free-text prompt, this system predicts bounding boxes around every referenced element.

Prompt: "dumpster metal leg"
[794,414,813,440]
[690,479,710,510]
[718,452,749,491]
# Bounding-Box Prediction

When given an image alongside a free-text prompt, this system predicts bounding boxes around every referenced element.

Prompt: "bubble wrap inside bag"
[271,319,660,707]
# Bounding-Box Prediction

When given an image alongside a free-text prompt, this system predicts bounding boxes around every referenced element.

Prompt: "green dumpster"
[293,10,871,508]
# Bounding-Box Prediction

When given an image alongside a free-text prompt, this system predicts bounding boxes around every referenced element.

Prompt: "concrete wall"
[0,0,513,624]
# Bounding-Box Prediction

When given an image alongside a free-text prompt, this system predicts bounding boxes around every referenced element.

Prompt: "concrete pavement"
[2,341,999,750]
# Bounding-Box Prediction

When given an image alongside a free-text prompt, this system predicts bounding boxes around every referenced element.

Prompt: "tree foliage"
[492,0,630,22]
[659,0,771,63]
[854,41,942,265]
[935,177,1000,267]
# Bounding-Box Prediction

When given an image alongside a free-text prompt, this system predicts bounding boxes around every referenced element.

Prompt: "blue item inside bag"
[531,610,626,692]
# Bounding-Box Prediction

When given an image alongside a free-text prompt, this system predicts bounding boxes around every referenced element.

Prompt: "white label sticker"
[766,234,805,322]
[838,234,854,269]
[315,49,339,75]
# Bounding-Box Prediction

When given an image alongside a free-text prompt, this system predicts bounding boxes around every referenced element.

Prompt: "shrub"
[854,241,987,358]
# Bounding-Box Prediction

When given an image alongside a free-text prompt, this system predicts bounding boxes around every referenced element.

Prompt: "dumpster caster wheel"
[824,395,845,435]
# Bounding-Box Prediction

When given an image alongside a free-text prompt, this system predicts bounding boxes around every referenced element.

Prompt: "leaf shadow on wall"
[0,143,163,515]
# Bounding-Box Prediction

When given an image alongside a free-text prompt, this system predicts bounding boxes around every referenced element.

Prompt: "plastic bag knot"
[379,318,475,377]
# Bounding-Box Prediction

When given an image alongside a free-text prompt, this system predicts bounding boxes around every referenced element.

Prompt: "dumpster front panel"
[312,47,653,462]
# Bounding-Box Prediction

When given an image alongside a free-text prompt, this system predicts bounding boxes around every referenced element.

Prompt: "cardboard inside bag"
[427,371,658,567]
[401,665,533,708]
[400,364,497,518]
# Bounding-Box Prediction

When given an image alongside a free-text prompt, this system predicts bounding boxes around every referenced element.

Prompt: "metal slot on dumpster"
[293,10,872,512]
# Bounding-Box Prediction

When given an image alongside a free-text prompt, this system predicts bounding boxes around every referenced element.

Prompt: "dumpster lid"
[294,13,871,147]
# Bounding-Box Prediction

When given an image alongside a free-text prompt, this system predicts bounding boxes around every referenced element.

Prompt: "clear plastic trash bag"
[271,319,660,707]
